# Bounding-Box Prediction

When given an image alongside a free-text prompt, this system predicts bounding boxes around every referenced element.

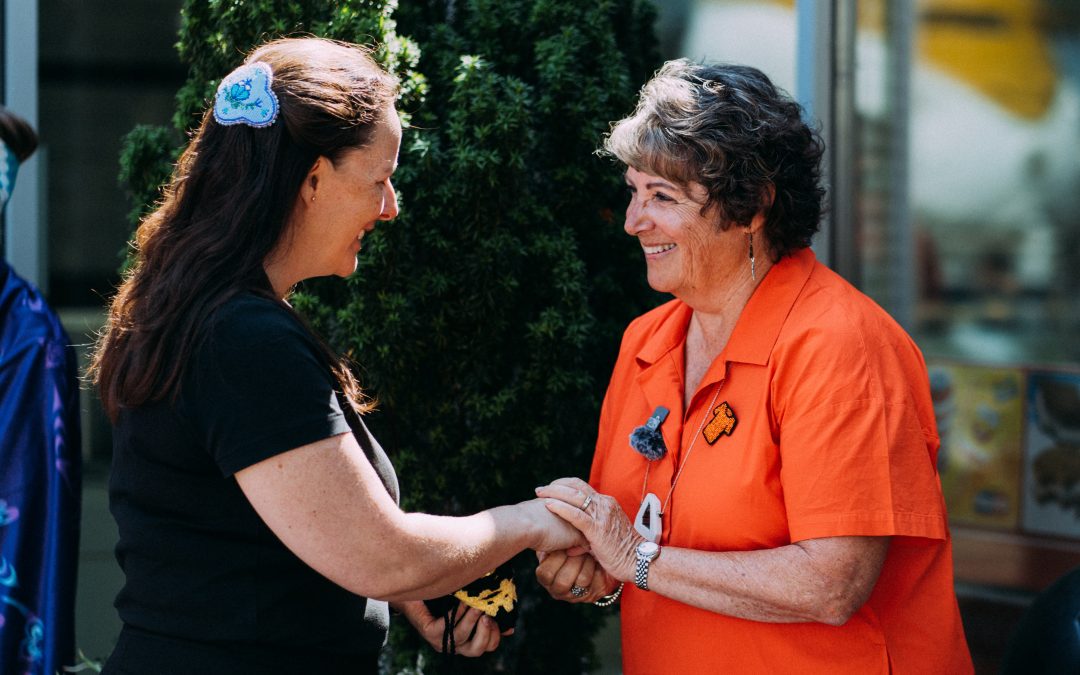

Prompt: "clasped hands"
[534,477,641,604]
[400,477,633,656]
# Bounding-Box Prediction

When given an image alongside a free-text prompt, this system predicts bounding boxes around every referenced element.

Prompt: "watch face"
[637,541,659,558]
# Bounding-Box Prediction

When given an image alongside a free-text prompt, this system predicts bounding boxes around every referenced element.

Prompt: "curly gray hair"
[602,59,825,260]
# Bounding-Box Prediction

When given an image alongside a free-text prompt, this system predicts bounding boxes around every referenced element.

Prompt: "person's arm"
[235,432,584,603]
[536,478,888,625]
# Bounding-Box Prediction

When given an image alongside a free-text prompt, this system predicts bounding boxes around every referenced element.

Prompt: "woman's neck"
[683,312,732,406]
[682,256,773,404]
[263,255,300,300]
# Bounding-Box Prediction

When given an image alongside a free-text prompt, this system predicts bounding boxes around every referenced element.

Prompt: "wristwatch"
[634,541,661,591]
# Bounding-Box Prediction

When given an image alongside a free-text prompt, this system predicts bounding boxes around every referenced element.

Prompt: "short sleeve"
[773,307,947,543]
[185,296,352,476]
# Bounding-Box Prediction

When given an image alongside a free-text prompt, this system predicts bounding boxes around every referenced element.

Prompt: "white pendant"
[634,492,662,543]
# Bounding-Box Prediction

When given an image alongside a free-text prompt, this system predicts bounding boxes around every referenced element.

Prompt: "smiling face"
[623,166,747,304]
[314,106,402,279]
[267,105,402,294]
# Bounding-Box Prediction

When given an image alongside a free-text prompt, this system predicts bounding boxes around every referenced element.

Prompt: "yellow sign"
[930,362,1024,529]
[768,0,1057,119]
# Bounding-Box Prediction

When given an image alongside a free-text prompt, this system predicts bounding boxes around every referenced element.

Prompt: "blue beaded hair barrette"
[629,406,669,461]
[0,139,19,212]
[213,62,280,128]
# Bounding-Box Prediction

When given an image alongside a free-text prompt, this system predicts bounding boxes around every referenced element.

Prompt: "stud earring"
[747,230,756,282]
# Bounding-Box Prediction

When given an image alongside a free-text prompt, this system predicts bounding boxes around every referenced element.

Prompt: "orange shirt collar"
[634,247,818,369]
[725,246,817,365]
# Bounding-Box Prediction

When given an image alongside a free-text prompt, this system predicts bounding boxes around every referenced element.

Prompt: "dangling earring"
[747,230,756,282]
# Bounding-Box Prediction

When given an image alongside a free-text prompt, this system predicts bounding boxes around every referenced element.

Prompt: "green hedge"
[119,1,660,672]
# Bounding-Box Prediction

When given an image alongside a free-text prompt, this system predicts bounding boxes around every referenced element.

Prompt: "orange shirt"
[590,248,972,674]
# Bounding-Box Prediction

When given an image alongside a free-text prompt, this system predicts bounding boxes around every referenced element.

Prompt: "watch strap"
[634,556,650,590]
[634,547,658,591]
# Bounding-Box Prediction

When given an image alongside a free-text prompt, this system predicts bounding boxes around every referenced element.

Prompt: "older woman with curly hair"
[535,60,973,674]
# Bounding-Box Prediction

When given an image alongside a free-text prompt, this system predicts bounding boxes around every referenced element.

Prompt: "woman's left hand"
[535,477,640,583]
[535,550,617,603]
[396,600,510,657]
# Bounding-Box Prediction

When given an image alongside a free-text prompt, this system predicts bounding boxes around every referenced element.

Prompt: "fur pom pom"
[629,425,667,461]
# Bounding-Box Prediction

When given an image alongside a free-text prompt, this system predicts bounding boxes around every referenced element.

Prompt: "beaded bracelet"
[593,582,624,607]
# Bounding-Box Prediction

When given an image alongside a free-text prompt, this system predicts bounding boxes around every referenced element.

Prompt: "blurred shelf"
[952,525,1080,592]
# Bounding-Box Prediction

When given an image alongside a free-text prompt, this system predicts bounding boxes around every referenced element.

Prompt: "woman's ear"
[300,157,324,204]
[748,211,767,235]
[762,183,776,210]
[746,184,775,234]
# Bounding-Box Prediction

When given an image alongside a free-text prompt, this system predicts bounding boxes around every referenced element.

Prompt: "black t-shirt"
[105,294,398,674]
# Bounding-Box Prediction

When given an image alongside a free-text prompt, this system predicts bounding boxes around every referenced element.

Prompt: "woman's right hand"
[519,498,588,553]
[535,478,640,582]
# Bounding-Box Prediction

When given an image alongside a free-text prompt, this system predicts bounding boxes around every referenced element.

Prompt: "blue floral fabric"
[0,261,81,674]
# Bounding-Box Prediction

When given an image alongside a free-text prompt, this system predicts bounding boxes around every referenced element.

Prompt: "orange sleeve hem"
[789,511,947,542]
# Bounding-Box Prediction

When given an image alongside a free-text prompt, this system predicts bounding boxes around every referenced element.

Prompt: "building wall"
[41,0,184,308]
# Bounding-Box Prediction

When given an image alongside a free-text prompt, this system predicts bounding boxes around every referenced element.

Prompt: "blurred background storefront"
[3,0,1079,671]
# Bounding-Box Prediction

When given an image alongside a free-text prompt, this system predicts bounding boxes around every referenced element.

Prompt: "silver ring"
[570,585,587,597]
[581,494,593,511]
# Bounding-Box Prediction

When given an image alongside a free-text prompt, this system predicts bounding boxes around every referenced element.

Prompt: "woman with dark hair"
[534,60,973,673]
[90,37,581,674]
[0,107,38,164]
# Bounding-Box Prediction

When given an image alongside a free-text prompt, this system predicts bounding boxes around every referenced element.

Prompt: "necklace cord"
[640,381,724,517]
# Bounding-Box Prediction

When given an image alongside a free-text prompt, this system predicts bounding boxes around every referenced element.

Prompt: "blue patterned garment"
[0,140,18,206]
[0,261,81,674]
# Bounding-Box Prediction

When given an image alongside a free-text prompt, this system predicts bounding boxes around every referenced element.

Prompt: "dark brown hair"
[0,105,39,161]
[89,37,398,422]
